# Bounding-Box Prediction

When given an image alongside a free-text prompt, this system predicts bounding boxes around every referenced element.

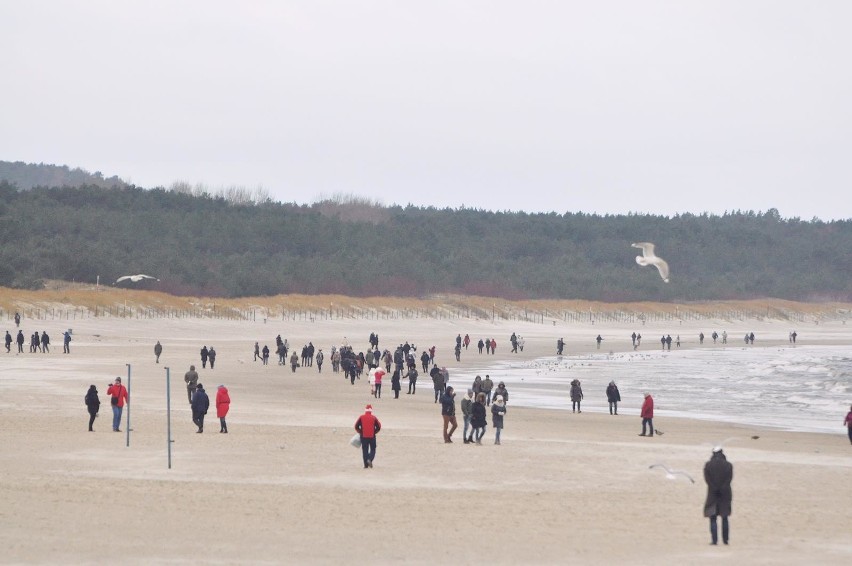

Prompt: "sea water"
[452,345,851,434]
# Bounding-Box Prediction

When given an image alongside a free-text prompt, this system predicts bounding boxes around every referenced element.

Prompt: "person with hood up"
[216,384,230,433]
[491,395,506,445]
[492,381,508,406]
[354,404,381,468]
[4,330,11,352]
[639,392,654,437]
[208,347,216,369]
[84,385,100,431]
[390,368,401,399]
[430,366,444,403]
[406,367,418,394]
[191,383,210,433]
[106,377,128,432]
[440,386,458,443]
[570,379,584,413]
[154,341,163,363]
[200,345,209,368]
[703,447,734,545]
[606,381,621,415]
[468,393,488,444]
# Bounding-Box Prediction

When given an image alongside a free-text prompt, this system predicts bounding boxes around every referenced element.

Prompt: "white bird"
[115,274,159,283]
[649,464,695,483]
[631,242,670,282]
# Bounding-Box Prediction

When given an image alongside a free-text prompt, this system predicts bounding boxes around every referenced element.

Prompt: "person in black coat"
[703,448,734,545]
[467,393,488,444]
[200,346,209,368]
[191,383,210,433]
[606,381,621,415]
[84,385,100,431]
[391,368,401,399]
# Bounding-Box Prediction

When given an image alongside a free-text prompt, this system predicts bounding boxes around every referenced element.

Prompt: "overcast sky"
[2,1,850,219]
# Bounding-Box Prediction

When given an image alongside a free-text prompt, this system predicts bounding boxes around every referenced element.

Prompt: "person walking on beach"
[14,312,20,327]
[570,379,584,413]
[477,338,484,354]
[106,377,128,432]
[638,392,654,437]
[208,347,216,369]
[844,405,852,445]
[16,330,24,353]
[431,366,444,403]
[63,331,71,354]
[262,344,270,365]
[468,393,487,444]
[491,395,506,445]
[596,335,603,349]
[200,345,209,368]
[373,368,384,399]
[191,383,210,433]
[154,341,162,363]
[490,338,497,354]
[704,447,733,545]
[461,389,474,444]
[441,386,458,443]
[254,342,260,362]
[84,384,100,431]
[557,337,565,355]
[40,331,49,353]
[463,334,470,350]
[407,367,418,394]
[493,381,508,406]
[316,349,324,372]
[482,375,494,405]
[354,404,381,468]
[290,351,299,372]
[391,368,401,399]
[216,384,230,433]
[184,365,199,404]
[606,381,621,415]
[4,331,11,352]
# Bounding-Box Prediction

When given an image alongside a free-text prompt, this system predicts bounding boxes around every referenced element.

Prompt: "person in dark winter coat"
[200,346,209,368]
[191,383,210,433]
[468,393,487,444]
[391,368,401,399]
[16,330,24,353]
[41,331,50,353]
[407,367,418,394]
[440,386,458,443]
[184,365,199,404]
[154,341,163,363]
[84,385,100,431]
[570,379,583,413]
[208,347,216,369]
[4,331,11,352]
[492,382,508,406]
[606,381,621,415]
[703,447,734,545]
[430,366,444,403]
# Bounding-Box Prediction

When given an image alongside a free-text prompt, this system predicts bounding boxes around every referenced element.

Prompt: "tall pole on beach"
[125,364,131,447]
[165,367,173,469]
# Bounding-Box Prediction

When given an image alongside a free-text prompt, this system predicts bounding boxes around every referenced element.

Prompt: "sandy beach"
[0,312,850,565]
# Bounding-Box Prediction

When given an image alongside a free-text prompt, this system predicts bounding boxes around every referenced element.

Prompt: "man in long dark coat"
[703,447,733,545]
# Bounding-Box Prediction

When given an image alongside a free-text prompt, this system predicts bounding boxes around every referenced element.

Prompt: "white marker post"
[165,367,173,469]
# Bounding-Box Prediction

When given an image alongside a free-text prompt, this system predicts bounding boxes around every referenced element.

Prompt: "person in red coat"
[106,377,128,432]
[216,385,230,434]
[354,404,381,469]
[639,392,654,437]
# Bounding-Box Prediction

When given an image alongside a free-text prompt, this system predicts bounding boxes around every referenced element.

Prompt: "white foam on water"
[452,345,851,434]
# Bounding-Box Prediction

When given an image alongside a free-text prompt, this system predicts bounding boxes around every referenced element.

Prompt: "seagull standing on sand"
[115,274,159,283]
[649,464,695,483]
[631,242,670,282]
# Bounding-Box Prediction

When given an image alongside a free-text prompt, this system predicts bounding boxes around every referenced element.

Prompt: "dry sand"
[0,313,850,565]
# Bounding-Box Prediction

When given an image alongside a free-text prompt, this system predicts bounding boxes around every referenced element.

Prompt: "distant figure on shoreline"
[63,330,72,354]
[606,381,621,415]
[570,379,583,413]
[596,335,603,349]
[154,341,162,363]
[557,338,565,355]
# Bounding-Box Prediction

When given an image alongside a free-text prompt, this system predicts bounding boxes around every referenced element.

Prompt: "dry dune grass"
[0,282,848,321]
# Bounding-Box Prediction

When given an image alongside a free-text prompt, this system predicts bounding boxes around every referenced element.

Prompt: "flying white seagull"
[631,242,670,282]
[649,464,695,483]
[115,274,159,283]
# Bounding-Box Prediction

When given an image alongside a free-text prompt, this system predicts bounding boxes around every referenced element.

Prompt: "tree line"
[0,180,849,301]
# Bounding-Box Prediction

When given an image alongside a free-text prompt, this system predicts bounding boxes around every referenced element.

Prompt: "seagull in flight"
[649,464,695,483]
[115,274,159,283]
[631,242,670,282]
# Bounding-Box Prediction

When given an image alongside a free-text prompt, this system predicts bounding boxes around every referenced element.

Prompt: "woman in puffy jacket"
[468,393,488,444]
[216,385,230,433]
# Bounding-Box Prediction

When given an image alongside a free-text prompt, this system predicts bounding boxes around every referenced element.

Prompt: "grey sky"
[2,1,850,219]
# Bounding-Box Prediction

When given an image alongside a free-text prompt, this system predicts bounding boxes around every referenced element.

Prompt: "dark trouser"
[219,417,228,433]
[202,359,206,368]
[572,401,581,412]
[88,410,97,431]
[642,418,654,436]
[361,436,376,467]
[443,415,458,442]
[609,401,618,415]
[469,426,486,443]
[848,426,852,445]
[193,412,205,432]
[485,390,492,405]
[374,383,382,398]
[434,388,441,402]
[393,389,399,398]
[187,387,195,404]
[709,515,729,544]
[408,380,416,394]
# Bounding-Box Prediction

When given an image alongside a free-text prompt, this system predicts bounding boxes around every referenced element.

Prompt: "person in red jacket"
[216,385,230,434]
[106,377,128,432]
[354,404,381,469]
[639,392,654,437]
